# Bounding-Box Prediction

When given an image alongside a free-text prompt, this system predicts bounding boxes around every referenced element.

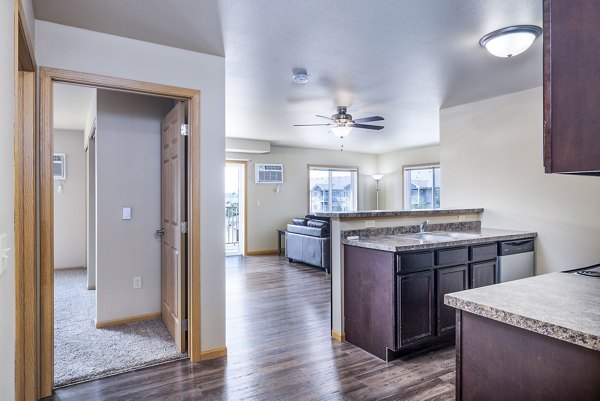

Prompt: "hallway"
[46,256,455,400]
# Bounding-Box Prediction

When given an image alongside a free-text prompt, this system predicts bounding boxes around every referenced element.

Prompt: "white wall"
[377,145,441,210]
[95,90,173,322]
[227,146,378,252]
[36,20,226,350]
[1,1,34,399]
[53,129,87,269]
[441,87,600,275]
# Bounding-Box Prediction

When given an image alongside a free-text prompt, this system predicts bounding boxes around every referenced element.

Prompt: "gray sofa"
[285,216,330,273]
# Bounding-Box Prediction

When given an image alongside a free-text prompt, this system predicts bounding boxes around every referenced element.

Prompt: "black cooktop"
[571,264,600,278]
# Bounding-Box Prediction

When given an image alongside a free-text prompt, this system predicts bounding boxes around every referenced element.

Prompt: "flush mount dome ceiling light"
[479,25,542,58]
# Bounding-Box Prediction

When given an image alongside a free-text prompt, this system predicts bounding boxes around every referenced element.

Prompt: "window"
[309,166,358,213]
[403,165,440,210]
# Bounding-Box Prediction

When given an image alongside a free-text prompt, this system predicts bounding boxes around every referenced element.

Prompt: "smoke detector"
[292,69,309,84]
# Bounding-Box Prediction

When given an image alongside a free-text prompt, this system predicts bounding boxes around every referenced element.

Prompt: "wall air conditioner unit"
[255,163,283,184]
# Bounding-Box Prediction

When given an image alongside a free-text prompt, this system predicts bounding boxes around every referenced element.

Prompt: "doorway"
[225,161,246,256]
[52,83,188,387]
[37,68,203,397]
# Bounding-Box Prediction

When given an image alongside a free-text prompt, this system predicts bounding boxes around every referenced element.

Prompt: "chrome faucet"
[419,220,429,233]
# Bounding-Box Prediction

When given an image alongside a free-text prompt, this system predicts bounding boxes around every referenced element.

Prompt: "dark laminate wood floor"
[45,255,455,401]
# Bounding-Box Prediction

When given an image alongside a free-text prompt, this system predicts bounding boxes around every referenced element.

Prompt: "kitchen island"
[314,208,485,341]
[445,271,600,401]
[341,226,536,360]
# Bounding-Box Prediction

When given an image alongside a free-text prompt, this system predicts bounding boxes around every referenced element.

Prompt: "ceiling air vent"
[255,163,283,184]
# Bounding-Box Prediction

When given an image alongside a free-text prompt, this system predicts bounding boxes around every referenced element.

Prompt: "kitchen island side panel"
[458,311,600,401]
[344,245,395,360]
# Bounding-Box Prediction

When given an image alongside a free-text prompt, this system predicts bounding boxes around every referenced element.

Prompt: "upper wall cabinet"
[543,0,600,175]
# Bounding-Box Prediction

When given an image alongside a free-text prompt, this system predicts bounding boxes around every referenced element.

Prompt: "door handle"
[156,228,165,237]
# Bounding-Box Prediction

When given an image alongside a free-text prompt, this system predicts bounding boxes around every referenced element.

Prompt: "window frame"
[307,164,359,214]
[402,163,441,210]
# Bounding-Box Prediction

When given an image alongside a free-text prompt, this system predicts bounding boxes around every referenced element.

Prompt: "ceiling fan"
[294,106,384,138]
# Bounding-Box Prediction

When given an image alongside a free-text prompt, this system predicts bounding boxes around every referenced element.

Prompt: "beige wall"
[441,87,600,275]
[227,146,379,252]
[95,90,173,322]
[377,145,441,210]
[36,20,226,350]
[53,129,87,269]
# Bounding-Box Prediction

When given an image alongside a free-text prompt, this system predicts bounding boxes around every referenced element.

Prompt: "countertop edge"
[342,231,537,252]
[315,208,484,219]
[444,293,600,351]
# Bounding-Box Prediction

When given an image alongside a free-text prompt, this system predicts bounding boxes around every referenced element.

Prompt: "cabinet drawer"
[469,243,497,262]
[397,251,434,273]
[435,247,468,265]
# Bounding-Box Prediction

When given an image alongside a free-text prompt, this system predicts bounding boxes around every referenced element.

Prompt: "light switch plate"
[122,207,132,220]
[0,233,9,276]
[133,276,142,289]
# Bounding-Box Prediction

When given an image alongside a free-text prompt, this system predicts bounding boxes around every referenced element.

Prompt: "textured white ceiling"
[35,0,543,154]
[53,83,95,131]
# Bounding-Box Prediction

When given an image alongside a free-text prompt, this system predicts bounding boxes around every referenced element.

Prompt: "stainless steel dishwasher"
[497,239,535,283]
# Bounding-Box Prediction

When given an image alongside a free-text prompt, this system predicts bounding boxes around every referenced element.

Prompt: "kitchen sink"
[399,231,480,242]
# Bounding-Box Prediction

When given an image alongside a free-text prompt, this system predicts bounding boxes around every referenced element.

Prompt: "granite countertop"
[314,208,484,219]
[445,272,600,351]
[341,228,537,252]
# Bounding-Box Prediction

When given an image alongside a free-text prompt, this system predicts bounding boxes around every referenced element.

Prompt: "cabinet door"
[543,0,600,174]
[470,260,496,289]
[436,265,467,335]
[397,270,435,347]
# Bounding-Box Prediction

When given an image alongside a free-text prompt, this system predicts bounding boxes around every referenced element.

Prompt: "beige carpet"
[54,268,186,387]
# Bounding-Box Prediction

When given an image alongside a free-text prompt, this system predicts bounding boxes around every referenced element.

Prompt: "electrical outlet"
[256,200,262,207]
[365,220,376,228]
[133,276,142,289]
[458,215,467,222]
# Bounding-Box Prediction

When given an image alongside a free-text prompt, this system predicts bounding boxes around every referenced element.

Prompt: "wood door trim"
[38,67,203,397]
[14,0,38,399]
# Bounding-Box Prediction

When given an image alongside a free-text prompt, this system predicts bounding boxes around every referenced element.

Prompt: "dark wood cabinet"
[397,270,435,346]
[344,245,395,360]
[344,241,505,360]
[543,0,600,175]
[469,260,496,289]
[436,265,468,335]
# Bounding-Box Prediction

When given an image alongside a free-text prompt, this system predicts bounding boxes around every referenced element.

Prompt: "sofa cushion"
[307,219,328,229]
[287,224,328,238]
[292,217,307,226]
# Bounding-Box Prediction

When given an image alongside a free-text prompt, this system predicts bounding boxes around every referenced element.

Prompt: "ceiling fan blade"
[316,114,334,120]
[293,123,332,127]
[353,124,384,130]
[353,116,384,123]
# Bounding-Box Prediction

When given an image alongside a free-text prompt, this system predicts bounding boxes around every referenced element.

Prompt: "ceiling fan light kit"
[330,126,353,138]
[479,25,542,58]
[294,106,384,138]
